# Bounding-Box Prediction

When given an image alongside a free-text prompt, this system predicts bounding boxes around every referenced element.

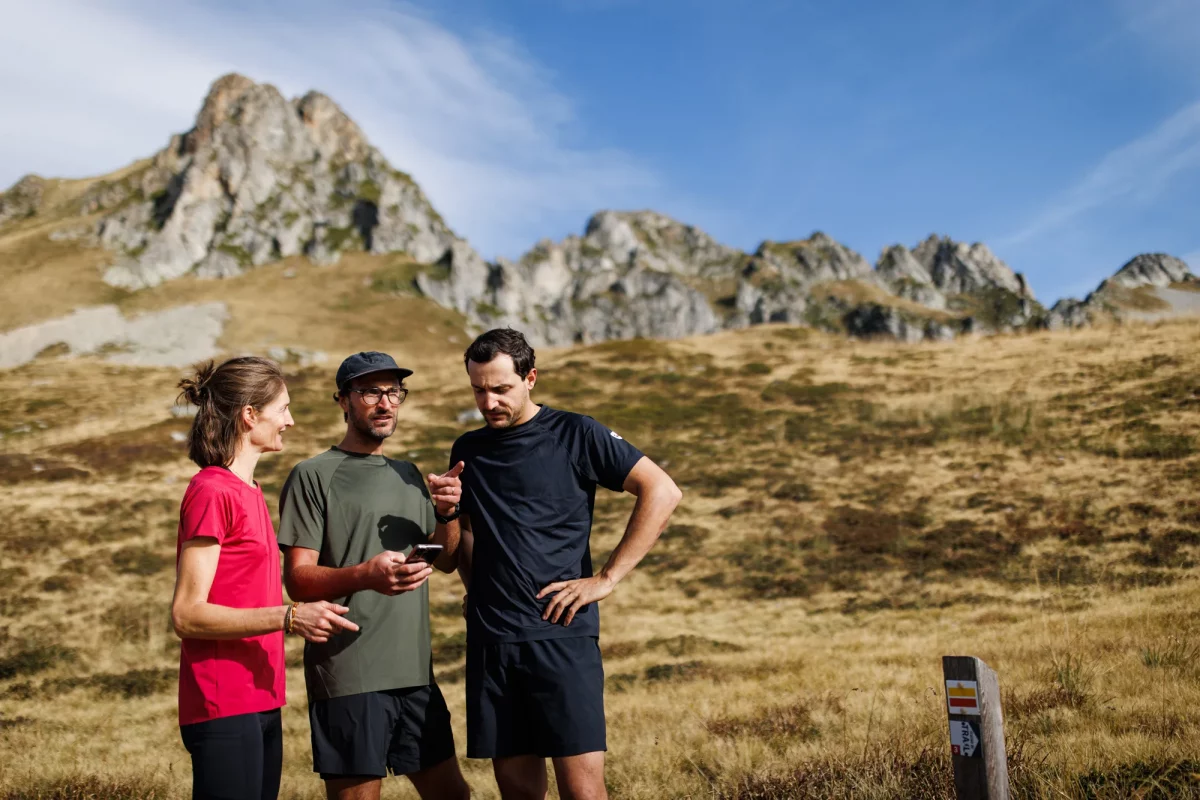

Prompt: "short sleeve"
[571,415,645,492]
[179,481,235,544]
[277,465,327,551]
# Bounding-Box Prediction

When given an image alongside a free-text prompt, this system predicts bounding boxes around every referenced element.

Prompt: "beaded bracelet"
[284,601,301,634]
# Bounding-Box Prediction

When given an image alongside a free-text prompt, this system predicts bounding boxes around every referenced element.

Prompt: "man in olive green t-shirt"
[278,351,469,800]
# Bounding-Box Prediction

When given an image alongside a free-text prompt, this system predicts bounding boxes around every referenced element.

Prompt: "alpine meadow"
[2,69,1200,799]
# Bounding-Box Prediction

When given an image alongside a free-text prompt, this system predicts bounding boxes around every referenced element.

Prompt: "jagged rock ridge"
[0,73,1193,349]
[442,214,1046,345]
[418,210,737,344]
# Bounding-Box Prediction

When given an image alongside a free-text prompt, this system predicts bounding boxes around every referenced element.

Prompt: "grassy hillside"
[1,315,1200,798]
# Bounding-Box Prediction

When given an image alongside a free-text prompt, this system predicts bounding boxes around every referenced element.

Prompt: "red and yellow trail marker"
[945,679,980,716]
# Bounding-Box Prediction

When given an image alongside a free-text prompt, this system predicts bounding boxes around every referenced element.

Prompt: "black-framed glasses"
[348,387,408,406]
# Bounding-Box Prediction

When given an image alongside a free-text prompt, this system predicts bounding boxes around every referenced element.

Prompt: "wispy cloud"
[999,99,1200,247]
[0,0,660,259]
[1108,0,1200,79]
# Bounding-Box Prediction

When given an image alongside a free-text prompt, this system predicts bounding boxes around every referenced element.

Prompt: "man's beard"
[486,396,530,428]
[351,410,396,441]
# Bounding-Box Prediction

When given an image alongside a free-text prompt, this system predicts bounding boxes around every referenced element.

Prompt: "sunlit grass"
[2,318,1200,797]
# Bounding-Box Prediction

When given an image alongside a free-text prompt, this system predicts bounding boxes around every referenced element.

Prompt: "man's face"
[468,355,536,429]
[340,371,405,441]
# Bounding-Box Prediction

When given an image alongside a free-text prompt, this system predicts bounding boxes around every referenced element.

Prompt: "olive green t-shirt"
[277,447,436,701]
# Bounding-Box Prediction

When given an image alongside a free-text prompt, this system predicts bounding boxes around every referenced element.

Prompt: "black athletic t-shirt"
[450,405,644,643]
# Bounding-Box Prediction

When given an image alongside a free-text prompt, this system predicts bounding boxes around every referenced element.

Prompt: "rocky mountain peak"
[182,73,259,153]
[913,234,1032,299]
[296,90,372,163]
[0,174,44,225]
[33,73,473,290]
[752,232,873,284]
[1047,253,1197,330]
[1107,253,1193,289]
[580,210,741,278]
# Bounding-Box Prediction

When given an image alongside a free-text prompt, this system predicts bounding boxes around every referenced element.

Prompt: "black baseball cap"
[335,351,413,392]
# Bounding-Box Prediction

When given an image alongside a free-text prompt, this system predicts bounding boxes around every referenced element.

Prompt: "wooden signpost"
[942,655,1009,800]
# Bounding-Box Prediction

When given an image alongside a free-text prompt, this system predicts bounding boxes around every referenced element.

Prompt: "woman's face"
[247,386,294,453]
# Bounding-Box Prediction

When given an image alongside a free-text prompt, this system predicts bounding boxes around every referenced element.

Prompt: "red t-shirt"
[175,466,286,726]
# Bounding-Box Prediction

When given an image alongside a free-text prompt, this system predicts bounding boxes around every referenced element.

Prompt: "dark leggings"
[180,709,282,800]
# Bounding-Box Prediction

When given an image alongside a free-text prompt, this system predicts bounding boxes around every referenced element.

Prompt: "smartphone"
[406,543,444,565]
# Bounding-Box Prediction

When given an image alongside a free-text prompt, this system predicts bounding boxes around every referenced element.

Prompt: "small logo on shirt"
[610,430,623,440]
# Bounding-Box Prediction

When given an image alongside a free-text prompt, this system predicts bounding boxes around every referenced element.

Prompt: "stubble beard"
[351,410,396,442]
[487,395,531,429]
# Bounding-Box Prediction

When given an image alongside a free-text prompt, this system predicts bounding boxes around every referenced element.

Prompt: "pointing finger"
[331,615,360,632]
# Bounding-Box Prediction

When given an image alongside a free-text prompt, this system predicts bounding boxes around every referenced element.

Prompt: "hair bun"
[177,360,217,407]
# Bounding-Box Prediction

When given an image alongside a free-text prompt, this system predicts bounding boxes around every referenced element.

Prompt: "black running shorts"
[308,684,457,779]
[466,636,606,759]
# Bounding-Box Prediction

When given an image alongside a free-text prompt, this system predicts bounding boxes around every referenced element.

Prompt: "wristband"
[435,503,461,524]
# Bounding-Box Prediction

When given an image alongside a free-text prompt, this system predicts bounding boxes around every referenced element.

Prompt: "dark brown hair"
[463,328,536,378]
[177,356,287,468]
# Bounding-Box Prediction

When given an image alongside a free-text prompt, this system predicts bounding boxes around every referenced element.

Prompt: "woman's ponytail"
[176,357,285,468]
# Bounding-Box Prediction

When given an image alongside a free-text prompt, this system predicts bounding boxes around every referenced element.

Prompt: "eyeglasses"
[347,387,408,406]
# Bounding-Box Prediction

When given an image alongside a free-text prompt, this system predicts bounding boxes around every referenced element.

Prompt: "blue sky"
[1,0,1198,303]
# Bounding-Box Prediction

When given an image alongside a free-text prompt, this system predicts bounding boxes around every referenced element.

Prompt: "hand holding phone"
[405,543,444,566]
[364,549,433,595]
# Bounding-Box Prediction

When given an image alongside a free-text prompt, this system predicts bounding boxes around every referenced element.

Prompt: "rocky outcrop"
[913,235,1031,298]
[899,235,1042,331]
[0,303,227,369]
[84,73,471,289]
[843,304,959,343]
[1047,298,1091,330]
[875,245,946,310]
[1106,254,1193,289]
[426,211,724,346]
[1047,254,1199,329]
[0,175,45,226]
[732,233,877,326]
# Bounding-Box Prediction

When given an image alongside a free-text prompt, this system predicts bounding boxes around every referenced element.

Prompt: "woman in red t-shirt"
[170,356,359,800]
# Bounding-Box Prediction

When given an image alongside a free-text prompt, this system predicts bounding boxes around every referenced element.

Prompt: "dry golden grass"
[2,313,1200,798]
[0,163,163,329]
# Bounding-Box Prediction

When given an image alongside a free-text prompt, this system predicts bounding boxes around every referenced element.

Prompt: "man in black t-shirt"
[447,328,682,800]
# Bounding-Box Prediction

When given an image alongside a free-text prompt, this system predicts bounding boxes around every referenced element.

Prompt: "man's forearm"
[286,562,371,602]
[599,480,681,586]
[431,520,460,573]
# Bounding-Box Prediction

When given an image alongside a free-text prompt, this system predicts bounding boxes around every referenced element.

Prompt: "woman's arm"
[171,538,287,639]
[171,538,359,642]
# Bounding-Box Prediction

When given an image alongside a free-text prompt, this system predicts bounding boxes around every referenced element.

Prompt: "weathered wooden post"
[942,655,1009,800]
